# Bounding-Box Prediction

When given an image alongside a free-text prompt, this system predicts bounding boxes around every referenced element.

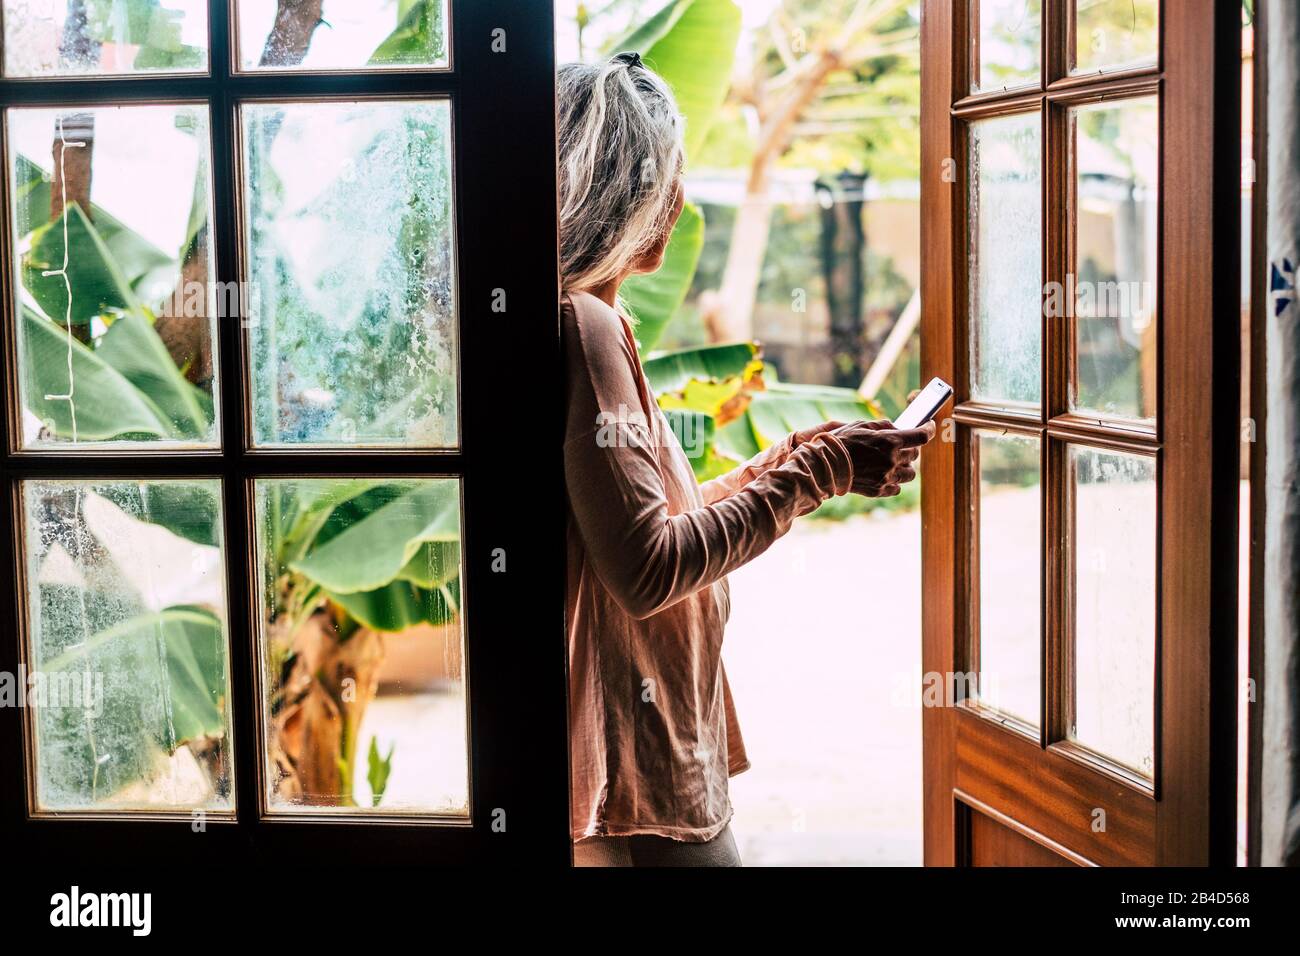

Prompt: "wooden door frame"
[920,0,1242,866]
[0,0,570,865]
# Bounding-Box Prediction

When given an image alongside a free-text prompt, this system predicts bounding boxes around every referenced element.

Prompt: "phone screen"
[893,377,953,430]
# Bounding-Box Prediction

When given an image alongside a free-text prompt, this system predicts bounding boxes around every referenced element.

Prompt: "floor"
[724,511,925,866]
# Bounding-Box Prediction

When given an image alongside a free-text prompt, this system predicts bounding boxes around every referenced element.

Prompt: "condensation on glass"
[235,0,449,72]
[2,0,209,77]
[969,111,1042,407]
[972,0,1042,94]
[1072,0,1159,76]
[1067,445,1156,778]
[8,104,220,449]
[253,477,469,815]
[971,430,1041,728]
[241,99,458,448]
[1069,96,1159,423]
[20,479,234,813]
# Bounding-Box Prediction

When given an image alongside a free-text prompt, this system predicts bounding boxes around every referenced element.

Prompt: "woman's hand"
[790,420,846,446]
[830,419,936,498]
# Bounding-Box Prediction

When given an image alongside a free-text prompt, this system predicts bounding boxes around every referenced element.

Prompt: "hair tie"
[612,51,643,69]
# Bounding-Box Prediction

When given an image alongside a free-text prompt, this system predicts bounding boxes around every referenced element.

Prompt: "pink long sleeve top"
[563,291,856,842]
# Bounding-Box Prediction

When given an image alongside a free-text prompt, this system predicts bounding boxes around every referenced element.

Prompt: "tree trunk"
[705,177,774,343]
[703,48,843,344]
[260,0,325,67]
[271,610,386,807]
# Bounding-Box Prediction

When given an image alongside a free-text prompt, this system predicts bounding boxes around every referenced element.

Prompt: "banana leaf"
[717,382,881,460]
[95,310,212,437]
[24,203,138,328]
[370,0,446,64]
[662,408,738,480]
[642,341,758,394]
[35,602,228,804]
[622,201,705,352]
[21,306,185,441]
[85,0,204,69]
[617,0,742,156]
[291,481,461,596]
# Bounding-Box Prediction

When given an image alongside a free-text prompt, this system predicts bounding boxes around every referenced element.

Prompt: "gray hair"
[557,53,684,294]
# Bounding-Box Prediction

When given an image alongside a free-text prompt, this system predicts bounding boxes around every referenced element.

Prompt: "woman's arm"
[698,420,845,505]
[564,300,853,620]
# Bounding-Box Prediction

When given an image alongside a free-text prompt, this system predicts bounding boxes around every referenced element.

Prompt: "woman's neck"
[589,275,625,309]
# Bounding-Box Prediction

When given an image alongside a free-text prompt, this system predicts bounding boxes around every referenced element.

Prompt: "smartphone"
[892,377,953,431]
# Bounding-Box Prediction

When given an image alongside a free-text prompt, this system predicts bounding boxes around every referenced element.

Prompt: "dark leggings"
[573,824,742,867]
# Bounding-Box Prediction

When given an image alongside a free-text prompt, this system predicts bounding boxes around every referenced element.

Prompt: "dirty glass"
[21,479,233,813]
[1067,445,1156,778]
[241,99,458,448]
[1070,96,1159,423]
[253,477,469,815]
[2,0,208,77]
[8,104,219,449]
[969,111,1042,407]
[1073,0,1159,76]
[235,0,449,71]
[973,0,1042,94]
[971,430,1041,728]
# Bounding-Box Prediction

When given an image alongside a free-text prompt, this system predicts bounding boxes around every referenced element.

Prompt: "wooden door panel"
[959,797,1090,866]
[954,709,1154,866]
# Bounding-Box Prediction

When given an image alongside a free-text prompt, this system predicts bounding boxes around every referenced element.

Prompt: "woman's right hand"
[830,419,936,498]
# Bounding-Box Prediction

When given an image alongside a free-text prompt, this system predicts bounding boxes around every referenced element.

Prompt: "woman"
[560,52,934,867]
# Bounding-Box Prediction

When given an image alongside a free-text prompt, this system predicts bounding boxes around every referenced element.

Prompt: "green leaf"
[718,382,876,458]
[94,310,211,439]
[367,737,395,808]
[24,203,139,327]
[642,340,758,394]
[662,408,738,480]
[619,0,742,157]
[84,0,204,70]
[327,579,457,632]
[21,306,182,441]
[42,605,228,751]
[292,481,460,594]
[369,0,446,64]
[396,541,461,589]
[621,201,705,352]
[97,481,222,549]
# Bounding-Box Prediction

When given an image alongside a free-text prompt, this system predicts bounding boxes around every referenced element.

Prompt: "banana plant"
[260,478,461,806]
[19,5,458,809]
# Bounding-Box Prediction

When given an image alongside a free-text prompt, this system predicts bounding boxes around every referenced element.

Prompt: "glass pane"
[9,104,219,449]
[20,479,233,812]
[971,431,1040,726]
[242,100,458,447]
[2,0,208,77]
[235,0,448,71]
[1068,445,1156,777]
[969,111,1042,406]
[1070,97,1159,422]
[254,478,469,815]
[973,0,1042,94]
[1073,0,1159,75]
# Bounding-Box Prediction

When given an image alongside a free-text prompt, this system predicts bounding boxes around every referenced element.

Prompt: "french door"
[920,0,1241,865]
[0,0,568,864]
